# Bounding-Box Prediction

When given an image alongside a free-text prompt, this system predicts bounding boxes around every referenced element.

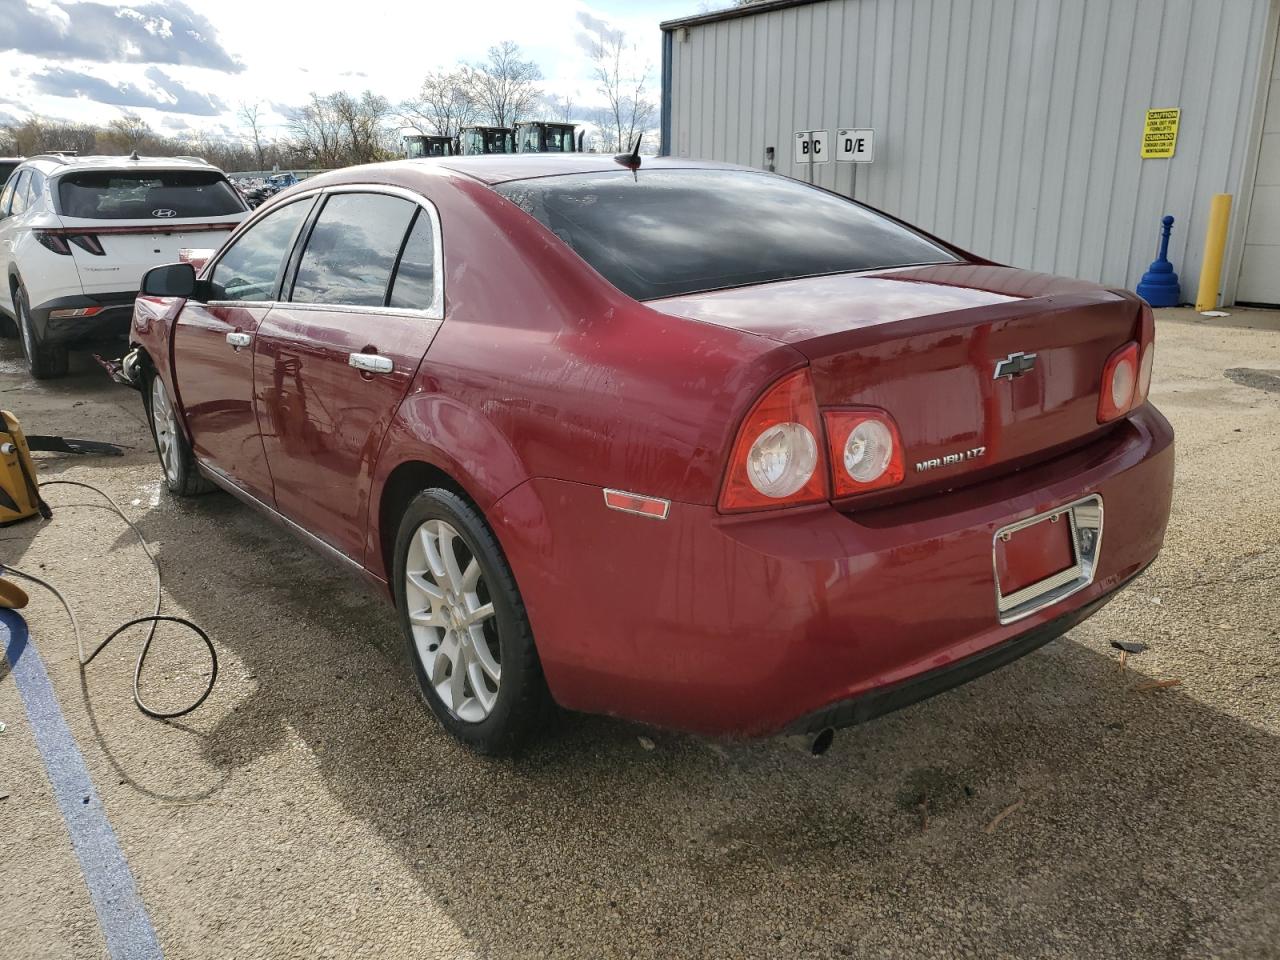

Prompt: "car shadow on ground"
[114,488,1279,959]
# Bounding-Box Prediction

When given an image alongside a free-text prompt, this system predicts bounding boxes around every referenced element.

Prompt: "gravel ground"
[0,307,1277,959]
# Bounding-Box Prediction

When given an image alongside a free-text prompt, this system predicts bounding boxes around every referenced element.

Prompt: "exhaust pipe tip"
[787,727,836,757]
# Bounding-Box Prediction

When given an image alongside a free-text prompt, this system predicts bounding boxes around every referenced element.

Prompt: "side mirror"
[140,262,198,298]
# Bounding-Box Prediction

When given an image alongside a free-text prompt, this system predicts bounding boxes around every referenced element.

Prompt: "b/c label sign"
[836,129,875,163]
[794,130,830,164]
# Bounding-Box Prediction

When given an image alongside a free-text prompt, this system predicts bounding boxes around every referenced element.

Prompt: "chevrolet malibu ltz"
[127,156,1174,754]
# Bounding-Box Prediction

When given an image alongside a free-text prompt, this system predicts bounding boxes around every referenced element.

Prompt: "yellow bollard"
[1195,193,1233,311]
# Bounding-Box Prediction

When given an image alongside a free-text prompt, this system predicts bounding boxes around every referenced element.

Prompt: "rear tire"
[393,488,553,755]
[144,368,212,496]
[16,286,68,379]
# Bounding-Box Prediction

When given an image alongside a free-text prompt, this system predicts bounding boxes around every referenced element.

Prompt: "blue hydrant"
[1136,215,1181,307]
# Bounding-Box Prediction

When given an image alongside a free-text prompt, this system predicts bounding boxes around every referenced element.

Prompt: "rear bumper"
[785,570,1139,734]
[31,292,135,343]
[490,405,1175,738]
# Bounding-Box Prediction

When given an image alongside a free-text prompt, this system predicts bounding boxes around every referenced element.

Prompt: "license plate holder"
[993,495,1103,624]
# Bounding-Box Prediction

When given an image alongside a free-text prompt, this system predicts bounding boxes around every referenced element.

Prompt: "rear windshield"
[56,170,245,220]
[494,169,957,300]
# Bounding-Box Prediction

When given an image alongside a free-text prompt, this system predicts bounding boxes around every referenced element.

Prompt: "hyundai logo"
[151,208,177,218]
[993,351,1038,380]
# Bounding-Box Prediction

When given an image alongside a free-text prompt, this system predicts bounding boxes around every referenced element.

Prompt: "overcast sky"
[0,0,700,139]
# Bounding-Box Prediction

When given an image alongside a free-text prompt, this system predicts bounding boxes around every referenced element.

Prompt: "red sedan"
[129,155,1174,754]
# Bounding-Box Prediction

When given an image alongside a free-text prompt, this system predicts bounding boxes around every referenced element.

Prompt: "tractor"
[403,134,457,159]
[458,126,515,155]
[514,121,585,153]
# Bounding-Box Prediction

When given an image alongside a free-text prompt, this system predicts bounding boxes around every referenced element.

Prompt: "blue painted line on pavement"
[1,609,163,960]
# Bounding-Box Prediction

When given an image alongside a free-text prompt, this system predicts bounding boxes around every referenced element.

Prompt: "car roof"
[24,154,224,177]
[428,154,756,185]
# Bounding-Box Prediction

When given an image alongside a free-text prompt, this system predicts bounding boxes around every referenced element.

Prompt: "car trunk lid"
[649,264,1142,502]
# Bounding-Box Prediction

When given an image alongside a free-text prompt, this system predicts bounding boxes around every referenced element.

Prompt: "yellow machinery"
[0,410,50,526]
[1,410,124,526]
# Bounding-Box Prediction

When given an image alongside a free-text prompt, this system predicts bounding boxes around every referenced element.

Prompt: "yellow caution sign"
[1142,108,1180,159]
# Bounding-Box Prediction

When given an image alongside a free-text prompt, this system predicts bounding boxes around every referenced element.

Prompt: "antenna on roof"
[613,135,642,179]
[129,149,140,161]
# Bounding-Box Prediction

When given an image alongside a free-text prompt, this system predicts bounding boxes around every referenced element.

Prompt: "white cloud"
[1,0,696,135]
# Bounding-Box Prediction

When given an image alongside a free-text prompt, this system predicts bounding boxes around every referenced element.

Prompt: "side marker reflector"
[49,306,105,319]
[603,488,670,520]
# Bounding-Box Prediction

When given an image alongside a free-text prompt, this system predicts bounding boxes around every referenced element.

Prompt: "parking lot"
[0,308,1277,959]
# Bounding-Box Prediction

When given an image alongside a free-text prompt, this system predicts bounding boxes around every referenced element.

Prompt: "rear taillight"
[719,369,828,512]
[68,234,105,256]
[34,230,72,256]
[1098,342,1140,423]
[824,410,905,496]
[34,230,105,256]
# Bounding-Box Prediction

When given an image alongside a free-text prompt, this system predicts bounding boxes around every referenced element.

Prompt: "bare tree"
[288,93,346,167]
[402,67,478,139]
[470,41,543,128]
[5,117,98,155]
[543,93,575,124]
[0,114,305,172]
[238,101,266,169]
[333,90,393,164]
[288,91,393,168]
[101,112,154,151]
[584,22,655,153]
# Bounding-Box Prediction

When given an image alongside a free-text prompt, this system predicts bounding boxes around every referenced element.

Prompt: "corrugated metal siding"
[1237,13,1280,303]
[665,0,1272,297]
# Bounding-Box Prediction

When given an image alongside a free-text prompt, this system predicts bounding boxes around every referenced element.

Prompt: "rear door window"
[0,170,21,216]
[495,169,958,300]
[210,199,313,302]
[56,170,246,220]
[290,193,417,307]
[26,171,44,209]
[387,210,437,311]
[7,170,31,217]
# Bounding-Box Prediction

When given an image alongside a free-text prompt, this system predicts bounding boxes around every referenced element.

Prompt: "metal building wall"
[664,0,1273,298]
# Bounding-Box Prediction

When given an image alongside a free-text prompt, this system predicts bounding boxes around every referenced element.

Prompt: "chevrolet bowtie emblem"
[993,351,1038,380]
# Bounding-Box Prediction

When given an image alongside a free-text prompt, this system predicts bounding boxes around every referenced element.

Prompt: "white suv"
[0,154,247,378]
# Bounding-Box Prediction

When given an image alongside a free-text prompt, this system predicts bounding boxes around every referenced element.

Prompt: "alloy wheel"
[404,518,501,723]
[150,376,180,483]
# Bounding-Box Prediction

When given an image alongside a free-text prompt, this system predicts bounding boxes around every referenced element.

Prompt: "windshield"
[517,126,541,152]
[495,169,958,301]
[545,126,575,152]
[56,169,245,220]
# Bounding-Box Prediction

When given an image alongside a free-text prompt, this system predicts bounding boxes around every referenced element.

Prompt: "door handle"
[226,331,252,349]
[348,352,393,374]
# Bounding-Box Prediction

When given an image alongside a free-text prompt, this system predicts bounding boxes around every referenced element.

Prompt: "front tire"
[16,286,68,379]
[393,488,552,755]
[144,369,212,496]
